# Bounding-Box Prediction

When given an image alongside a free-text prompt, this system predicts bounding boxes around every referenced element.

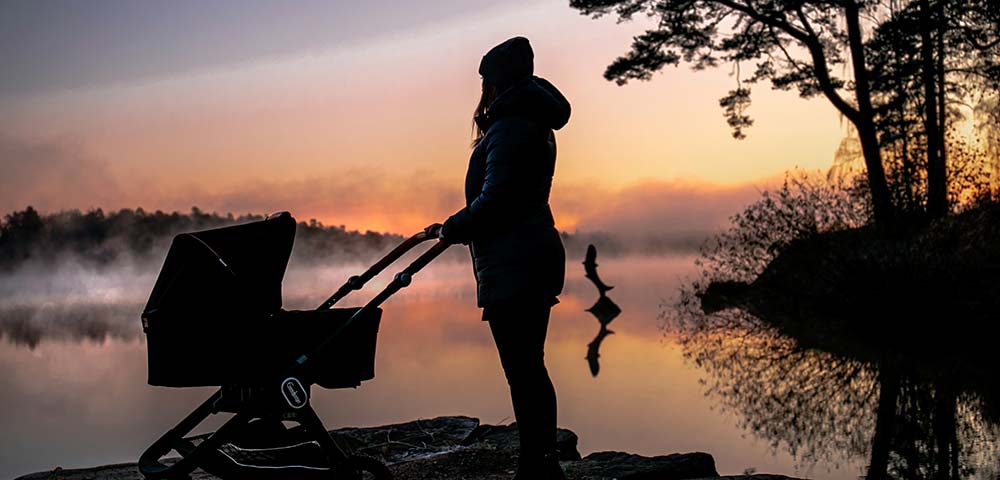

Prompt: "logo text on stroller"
[281,377,308,409]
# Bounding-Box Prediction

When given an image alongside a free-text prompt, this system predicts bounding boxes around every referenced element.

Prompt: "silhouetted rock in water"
[697,204,1000,358]
[586,295,621,326]
[583,244,614,296]
[16,416,803,480]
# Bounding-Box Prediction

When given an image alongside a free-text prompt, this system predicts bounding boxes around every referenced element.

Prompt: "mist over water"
[0,262,154,348]
[0,228,700,350]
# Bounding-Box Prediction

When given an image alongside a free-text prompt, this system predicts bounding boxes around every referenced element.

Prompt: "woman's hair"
[472,79,498,146]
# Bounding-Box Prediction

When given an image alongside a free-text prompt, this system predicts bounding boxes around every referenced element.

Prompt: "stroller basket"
[147,307,381,389]
[138,212,450,479]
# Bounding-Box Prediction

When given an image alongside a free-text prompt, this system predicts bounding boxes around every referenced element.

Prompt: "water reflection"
[1,256,818,480]
[585,325,614,377]
[671,304,1000,479]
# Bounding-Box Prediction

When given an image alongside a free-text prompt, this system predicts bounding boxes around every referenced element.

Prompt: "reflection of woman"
[430,36,569,479]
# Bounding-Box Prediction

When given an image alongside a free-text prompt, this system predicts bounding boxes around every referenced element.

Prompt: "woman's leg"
[487,305,558,459]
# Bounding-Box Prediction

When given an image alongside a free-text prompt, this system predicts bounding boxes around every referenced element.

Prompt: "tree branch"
[795,6,820,40]
[705,0,860,122]
[959,27,1000,50]
[769,26,812,79]
[709,0,811,43]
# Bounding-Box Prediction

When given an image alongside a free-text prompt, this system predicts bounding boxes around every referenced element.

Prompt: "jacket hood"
[476,76,571,132]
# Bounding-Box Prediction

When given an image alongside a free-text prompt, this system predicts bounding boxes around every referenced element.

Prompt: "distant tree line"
[0,206,405,271]
[0,206,699,272]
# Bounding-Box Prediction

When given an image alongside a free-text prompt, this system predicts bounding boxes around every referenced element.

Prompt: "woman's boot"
[514,451,567,480]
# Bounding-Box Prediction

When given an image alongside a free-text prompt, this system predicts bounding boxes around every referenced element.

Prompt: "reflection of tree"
[0,302,143,348]
[670,303,1000,479]
[869,376,1000,480]
[679,315,878,469]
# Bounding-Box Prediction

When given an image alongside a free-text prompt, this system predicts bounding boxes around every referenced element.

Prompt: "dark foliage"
[570,0,855,137]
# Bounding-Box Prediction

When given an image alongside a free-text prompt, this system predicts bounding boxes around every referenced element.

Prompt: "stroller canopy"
[143,212,296,321]
[141,211,382,389]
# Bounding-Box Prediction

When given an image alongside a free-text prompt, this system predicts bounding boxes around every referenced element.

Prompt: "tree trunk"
[845,0,895,225]
[932,388,958,480]
[859,122,894,222]
[922,0,947,217]
[903,126,915,211]
[937,0,948,208]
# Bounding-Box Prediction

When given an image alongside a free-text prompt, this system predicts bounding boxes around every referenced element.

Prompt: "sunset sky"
[0,0,847,235]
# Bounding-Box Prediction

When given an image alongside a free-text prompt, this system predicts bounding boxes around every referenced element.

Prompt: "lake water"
[1,253,873,479]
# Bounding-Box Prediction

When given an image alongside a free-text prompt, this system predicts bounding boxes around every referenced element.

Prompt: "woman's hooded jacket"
[441,74,570,310]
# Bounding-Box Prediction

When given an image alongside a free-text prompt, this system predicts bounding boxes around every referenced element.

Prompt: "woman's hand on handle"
[424,223,447,242]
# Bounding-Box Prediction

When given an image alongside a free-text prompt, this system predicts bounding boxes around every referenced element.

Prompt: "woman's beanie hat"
[479,36,534,89]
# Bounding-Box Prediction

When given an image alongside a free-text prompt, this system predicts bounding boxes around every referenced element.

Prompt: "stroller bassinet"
[138,212,449,480]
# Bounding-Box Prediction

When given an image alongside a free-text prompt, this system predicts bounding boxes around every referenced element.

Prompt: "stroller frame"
[138,227,450,479]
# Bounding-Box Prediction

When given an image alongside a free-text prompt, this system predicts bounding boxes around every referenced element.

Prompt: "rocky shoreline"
[17,416,802,480]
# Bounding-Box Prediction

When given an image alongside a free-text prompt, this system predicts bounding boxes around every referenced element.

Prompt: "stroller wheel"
[337,455,392,480]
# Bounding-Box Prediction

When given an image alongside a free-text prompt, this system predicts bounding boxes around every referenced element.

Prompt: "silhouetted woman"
[430,36,569,479]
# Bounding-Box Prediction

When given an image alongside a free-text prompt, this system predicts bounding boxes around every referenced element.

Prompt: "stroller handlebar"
[317,225,445,310]
[296,233,451,375]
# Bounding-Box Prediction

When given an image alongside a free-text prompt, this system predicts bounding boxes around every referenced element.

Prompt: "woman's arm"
[441,119,531,244]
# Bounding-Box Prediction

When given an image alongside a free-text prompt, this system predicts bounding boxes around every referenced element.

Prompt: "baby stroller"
[138,212,449,479]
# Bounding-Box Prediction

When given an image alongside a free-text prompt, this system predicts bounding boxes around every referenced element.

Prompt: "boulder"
[565,451,717,479]
[334,415,481,463]
[460,421,582,460]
